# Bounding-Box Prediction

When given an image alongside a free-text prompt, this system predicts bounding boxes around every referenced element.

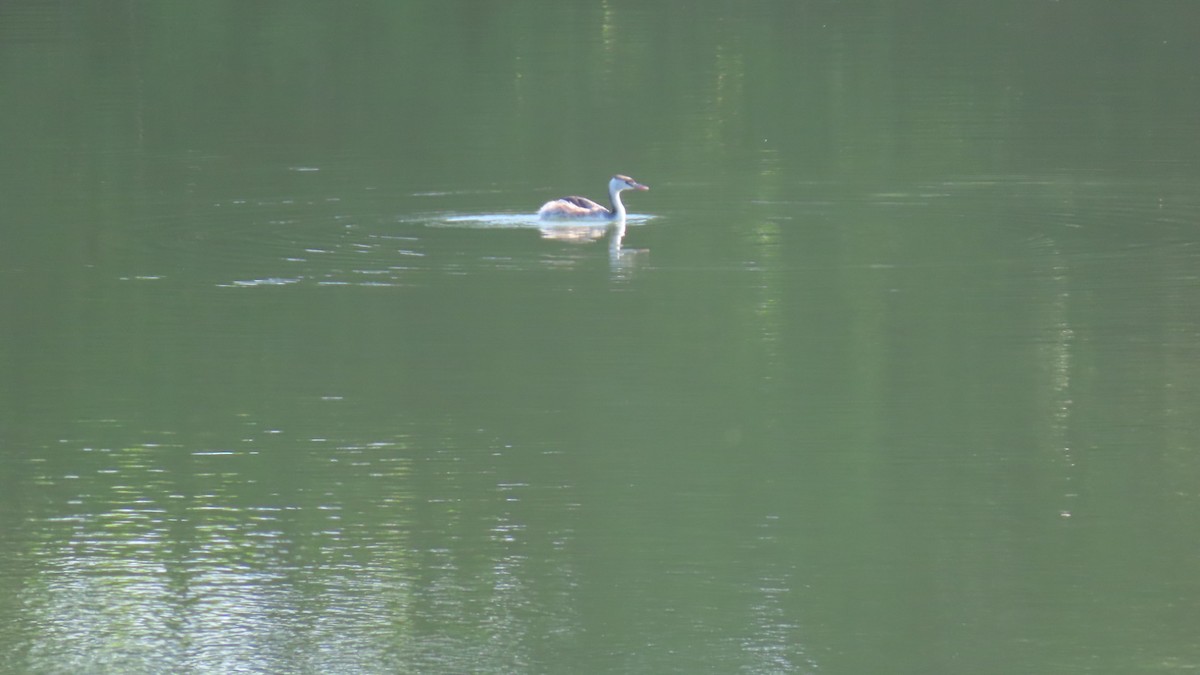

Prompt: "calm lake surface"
[3,2,1200,673]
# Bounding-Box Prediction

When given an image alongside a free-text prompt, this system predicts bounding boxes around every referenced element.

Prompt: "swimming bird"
[537,175,649,221]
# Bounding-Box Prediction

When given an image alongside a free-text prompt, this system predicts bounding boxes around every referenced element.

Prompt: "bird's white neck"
[608,181,628,220]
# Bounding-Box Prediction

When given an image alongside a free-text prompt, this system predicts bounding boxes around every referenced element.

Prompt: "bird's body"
[537,175,649,221]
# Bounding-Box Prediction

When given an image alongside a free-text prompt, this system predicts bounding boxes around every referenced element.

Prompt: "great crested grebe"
[537,174,649,221]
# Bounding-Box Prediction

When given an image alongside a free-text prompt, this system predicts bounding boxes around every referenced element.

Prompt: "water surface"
[3,3,1200,674]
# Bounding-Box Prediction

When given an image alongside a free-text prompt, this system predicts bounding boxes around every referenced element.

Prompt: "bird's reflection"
[434,213,650,272]
[539,219,646,269]
[606,220,647,259]
[537,223,607,243]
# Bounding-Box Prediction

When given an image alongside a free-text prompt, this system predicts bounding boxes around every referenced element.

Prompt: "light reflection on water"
[12,427,606,673]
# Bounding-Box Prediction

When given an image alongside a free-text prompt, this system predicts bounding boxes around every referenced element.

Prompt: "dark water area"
[3,2,1199,673]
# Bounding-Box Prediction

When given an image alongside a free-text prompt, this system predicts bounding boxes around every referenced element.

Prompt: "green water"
[3,3,1200,673]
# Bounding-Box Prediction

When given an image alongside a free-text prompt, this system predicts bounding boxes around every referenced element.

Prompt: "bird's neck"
[608,186,626,219]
